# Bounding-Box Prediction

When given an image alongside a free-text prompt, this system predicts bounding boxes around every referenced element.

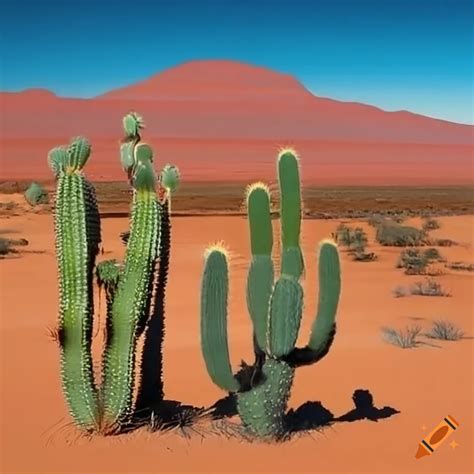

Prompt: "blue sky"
[1,0,472,124]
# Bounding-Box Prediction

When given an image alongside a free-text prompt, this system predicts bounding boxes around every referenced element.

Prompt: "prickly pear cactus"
[200,148,342,438]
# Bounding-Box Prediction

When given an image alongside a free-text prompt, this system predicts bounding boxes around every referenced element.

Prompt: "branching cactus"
[51,113,179,434]
[200,149,342,439]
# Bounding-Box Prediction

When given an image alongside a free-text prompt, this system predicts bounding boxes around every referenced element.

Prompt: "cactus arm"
[246,183,274,351]
[308,240,341,351]
[267,276,304,358]
[283,240,341,368]
[200,248,240,393]
[101,167,160,431]
[54,142,100,431]
[278,149,304,279]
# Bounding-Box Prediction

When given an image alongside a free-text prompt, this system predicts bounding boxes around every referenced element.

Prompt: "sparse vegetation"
[424,247,444,262]
[0,236,28,257]
[409,278,450,297]
[396,248,444,275]
[382,325,422,348]
[426,321,464,341]
[376,221,426,246]
[422,217,441,231]
[445,261,474,272]
[24,182,48,206]
[335,224,376,262]
[396,249,429,274]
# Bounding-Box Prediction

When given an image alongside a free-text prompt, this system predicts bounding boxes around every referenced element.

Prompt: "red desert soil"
[0,204,472,473]
[1,60,473,184]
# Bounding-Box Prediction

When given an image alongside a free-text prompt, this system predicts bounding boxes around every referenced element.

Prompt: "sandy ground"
[0,206,473,473]
[2,137,473,185]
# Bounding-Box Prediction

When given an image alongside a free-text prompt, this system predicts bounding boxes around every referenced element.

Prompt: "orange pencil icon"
[415,415,460,459]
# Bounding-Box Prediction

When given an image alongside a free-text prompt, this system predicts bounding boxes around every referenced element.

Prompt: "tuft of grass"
[445,261,474,272]
[425,321,464,341]
[382,325,421,348]
[409,278,450,297]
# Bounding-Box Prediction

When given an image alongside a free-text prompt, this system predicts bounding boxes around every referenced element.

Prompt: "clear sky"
[1,0,472,124]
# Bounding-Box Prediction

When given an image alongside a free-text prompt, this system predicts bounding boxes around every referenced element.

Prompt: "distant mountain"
[1,60,472,183]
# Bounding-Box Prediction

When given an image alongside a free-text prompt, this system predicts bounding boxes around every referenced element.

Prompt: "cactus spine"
[200,148,342,438]
[51,113,179,434]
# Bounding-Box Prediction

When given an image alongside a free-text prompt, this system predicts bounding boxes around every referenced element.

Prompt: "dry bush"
[409,278,450,297]
[376,222,426,247]
[445,261,474,272]
[382,325,422,348]
[426,321,464,341]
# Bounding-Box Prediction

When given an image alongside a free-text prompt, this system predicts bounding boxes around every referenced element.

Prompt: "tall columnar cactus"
[52,137,101,431]
[51,113,179,434]
[201,149,342,438]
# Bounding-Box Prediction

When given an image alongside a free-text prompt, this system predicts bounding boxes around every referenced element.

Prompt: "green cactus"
[53,137,100,431]
[51,113,179,434]
[200,148,342,438]
[24,182,48,206]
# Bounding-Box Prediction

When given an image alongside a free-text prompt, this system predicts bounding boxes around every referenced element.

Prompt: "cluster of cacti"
[51,113,179,433]
[200,149,342,438]
[24,181,48,205]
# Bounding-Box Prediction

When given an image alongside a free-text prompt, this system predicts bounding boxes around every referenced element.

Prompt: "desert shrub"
[367,214,386,227]
[409,278,450,297]
[351,227,368,251]
[24,182,48,206]
[426,321,464,341]
[0,238,10,255]
[446,261,474,272]
[335,225,368,251]
[335,224,352,247]
[382,325,421,348]
[424,247,444,262]
[392,286,408,298]
[376,222,426,247]
[397,249,429,274]
[422,217,441,231]
[352,250,377,262]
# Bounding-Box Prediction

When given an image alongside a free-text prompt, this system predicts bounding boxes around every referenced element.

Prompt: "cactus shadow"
[287,388,399,434]
[206,388,399,436]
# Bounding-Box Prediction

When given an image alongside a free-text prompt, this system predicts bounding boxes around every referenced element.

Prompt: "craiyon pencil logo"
[415,415,460,459]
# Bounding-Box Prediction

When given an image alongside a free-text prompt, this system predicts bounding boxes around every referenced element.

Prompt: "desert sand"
[0,197,473,473]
